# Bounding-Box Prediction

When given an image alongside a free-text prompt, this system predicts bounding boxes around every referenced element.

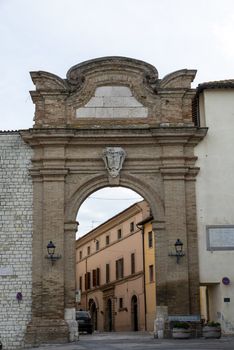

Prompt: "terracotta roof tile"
[197,80,234,92]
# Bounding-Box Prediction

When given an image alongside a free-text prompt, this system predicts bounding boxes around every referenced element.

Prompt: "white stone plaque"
[207,226,234,250]
[76,86,148,119]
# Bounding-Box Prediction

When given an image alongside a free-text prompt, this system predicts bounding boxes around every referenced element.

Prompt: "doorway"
[131,295,138,331]
[89,299,98,330]
[107,298,113,331]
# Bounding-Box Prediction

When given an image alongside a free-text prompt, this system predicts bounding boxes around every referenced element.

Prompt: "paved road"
[27,332,234,350]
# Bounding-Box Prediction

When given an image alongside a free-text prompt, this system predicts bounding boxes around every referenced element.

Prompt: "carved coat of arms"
[102,147,126,178]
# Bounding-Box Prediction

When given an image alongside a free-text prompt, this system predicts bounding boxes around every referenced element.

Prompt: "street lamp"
[169,239,185,264]
[45,241,62,265]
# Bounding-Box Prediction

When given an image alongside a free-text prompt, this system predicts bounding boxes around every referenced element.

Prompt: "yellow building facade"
[137,217,156,331]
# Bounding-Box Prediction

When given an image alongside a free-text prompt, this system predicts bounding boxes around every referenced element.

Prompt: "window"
[148,231,153,248]
[131,253,135,274]
[95,240,99,251]
[119,297,123,309]
[106,235,110,245]
[149,265,154,283]
[117,229,122,239]
[90,268,100,287]
[130,221,134,232]
[116,258,124,280]
[92,269,97,287]
[85,272,91,290]
[79,276,82,292]
[79,250,82,260]
[87,246,90,255]
[106,263,110,283]
[96,268,100,286]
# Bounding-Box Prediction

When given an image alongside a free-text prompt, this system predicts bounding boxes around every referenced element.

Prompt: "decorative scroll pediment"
[66,56,159,89]
[29,56,197,128]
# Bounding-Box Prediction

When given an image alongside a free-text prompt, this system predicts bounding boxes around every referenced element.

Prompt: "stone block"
[85,97,104,107]
[103,96,124,107]
[95,86,132,97]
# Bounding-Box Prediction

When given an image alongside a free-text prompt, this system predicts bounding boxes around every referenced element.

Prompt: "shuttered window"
[116,258,124,280]
[148,231,153,248]
[85,272,91,290]
[106,264,110,283]
[131,253,135,274]
[79,276,82,291]
[92,269,97,287]
[149,265,154,283]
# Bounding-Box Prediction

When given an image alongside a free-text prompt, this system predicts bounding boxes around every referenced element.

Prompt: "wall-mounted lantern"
[45,241,61,265]
[169,238,185,264]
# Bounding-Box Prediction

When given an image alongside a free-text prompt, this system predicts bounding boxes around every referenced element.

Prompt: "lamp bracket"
[45,254,62,265]
[168,251,185,263]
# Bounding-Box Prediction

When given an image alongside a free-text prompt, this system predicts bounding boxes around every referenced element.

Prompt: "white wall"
[0,133,33,348]
[195,89,234,333]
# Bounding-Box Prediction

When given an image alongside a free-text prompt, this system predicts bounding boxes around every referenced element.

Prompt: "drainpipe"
[136,223,147,331]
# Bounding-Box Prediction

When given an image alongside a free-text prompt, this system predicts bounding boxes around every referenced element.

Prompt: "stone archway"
[21,56,207,344]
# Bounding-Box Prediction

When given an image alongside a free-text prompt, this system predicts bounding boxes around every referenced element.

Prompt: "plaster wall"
[195,89,234,332]
[115,277,145,331]
[0,133,33,349]
[77,229,144,287]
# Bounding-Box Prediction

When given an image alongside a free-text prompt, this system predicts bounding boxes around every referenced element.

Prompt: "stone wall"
[0,132,33,349]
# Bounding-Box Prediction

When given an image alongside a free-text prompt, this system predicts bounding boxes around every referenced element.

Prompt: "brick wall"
[0,133,33,349]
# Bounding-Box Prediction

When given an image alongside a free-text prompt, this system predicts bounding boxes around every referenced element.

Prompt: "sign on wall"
[207,225,234,250]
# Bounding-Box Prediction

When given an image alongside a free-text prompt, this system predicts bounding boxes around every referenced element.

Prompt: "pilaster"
[160,167,190,315]
[25,168,70,344]
[64,221,78,308]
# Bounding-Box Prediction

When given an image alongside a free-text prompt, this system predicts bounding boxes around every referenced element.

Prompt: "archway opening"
[75,186,156,332]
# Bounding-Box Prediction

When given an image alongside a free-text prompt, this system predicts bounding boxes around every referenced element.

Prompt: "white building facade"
[195,81,234,333]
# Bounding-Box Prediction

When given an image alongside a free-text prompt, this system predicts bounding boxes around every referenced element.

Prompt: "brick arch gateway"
[21,57,207,344]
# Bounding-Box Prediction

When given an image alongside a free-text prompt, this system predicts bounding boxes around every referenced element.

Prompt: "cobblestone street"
[26,332,234,350]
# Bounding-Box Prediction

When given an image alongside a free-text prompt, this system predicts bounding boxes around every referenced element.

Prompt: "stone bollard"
[64,308,79,342]
[154,317,164,339]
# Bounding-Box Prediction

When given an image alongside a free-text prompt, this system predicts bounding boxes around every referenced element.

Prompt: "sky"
[1,0,234,236]
[77,188,143,238]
